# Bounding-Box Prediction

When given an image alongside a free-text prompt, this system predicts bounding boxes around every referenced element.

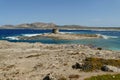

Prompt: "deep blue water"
[0,29,120,51]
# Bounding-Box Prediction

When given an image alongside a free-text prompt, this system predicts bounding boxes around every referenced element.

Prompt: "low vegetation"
[85,74,120,80]
[72,57,120,71]
[83,57,120,71]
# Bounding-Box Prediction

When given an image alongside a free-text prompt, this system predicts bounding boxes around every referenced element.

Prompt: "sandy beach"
[0,41,120,80]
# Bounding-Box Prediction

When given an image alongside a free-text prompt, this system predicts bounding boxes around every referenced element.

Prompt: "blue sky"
[0,0,120,27]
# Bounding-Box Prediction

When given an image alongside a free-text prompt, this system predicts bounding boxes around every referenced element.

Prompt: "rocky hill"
[0,22,120,30]
[0,25,16,29]
[0,22,56,29]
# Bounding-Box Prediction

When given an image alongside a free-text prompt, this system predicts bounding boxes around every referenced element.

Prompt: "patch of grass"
[82,57,120,71]
[85,74,120,80]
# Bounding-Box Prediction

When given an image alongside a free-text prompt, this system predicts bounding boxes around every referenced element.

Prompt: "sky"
[0,0,120,27]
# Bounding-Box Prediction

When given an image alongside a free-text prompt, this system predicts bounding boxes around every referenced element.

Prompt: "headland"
[0,41,119,80]
[0,22,120,80]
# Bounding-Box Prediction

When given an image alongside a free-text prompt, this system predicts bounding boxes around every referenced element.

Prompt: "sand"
[0,41,119,80]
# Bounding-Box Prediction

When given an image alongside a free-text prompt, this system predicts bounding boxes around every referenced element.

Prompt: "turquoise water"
[0,29,120,51]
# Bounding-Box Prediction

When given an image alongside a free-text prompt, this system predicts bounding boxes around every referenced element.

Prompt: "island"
[17,29,102,40]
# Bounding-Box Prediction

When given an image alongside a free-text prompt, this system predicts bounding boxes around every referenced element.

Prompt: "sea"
[0,29,120,51]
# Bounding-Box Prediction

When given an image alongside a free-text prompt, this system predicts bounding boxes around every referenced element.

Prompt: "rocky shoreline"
[0,41,120,80]
[18,33,101,40]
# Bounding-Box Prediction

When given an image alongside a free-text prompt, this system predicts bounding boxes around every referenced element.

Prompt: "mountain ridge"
[0,22,120,30]
[0,22,56,29]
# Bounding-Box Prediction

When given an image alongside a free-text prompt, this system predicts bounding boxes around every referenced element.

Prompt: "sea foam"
[96,34,118,39]
[59,32,73,34]
[5,36,19,40]
[22,34,41,37]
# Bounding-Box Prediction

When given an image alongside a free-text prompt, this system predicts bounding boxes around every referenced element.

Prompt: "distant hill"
[0,25,16,29]
[0,22,56,29]
[0,22,120,30]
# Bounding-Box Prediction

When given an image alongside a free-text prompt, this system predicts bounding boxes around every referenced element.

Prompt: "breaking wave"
[5,36,19,40]
[96,34,118,39]
[22,34,42,37]
[59,32,73,34]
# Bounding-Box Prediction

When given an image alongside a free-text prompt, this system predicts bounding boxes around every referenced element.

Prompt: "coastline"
[1,25,120,31]
[18,33,101,40]
[0,40,119,80]
[0,28,120,31]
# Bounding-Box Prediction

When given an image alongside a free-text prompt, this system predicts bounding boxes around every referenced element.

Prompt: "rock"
[72,62,82,69]
[101,65,120,72]
[43,74,51,80]
[72,62,93,71]
[101,65,110,71]
[97,47,102,50]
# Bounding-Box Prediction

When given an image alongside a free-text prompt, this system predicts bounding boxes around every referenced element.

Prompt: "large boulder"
[101,65,120,72]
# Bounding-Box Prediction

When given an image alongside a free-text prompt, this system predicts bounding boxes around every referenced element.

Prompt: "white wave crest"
[96,34,118,39]
[22,34,41,37]
[60,32,73,34]
[5,36,19,40]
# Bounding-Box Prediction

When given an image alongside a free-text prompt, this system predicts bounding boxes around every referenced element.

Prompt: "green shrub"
[85,74,120,80]
[82,57,120,71]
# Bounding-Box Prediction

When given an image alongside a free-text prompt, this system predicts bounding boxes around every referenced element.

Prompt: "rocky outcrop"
[0,41,120,80]
[17,33,101,40]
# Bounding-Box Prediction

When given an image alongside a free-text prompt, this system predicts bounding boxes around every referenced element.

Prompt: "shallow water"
[0,29,120,51]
